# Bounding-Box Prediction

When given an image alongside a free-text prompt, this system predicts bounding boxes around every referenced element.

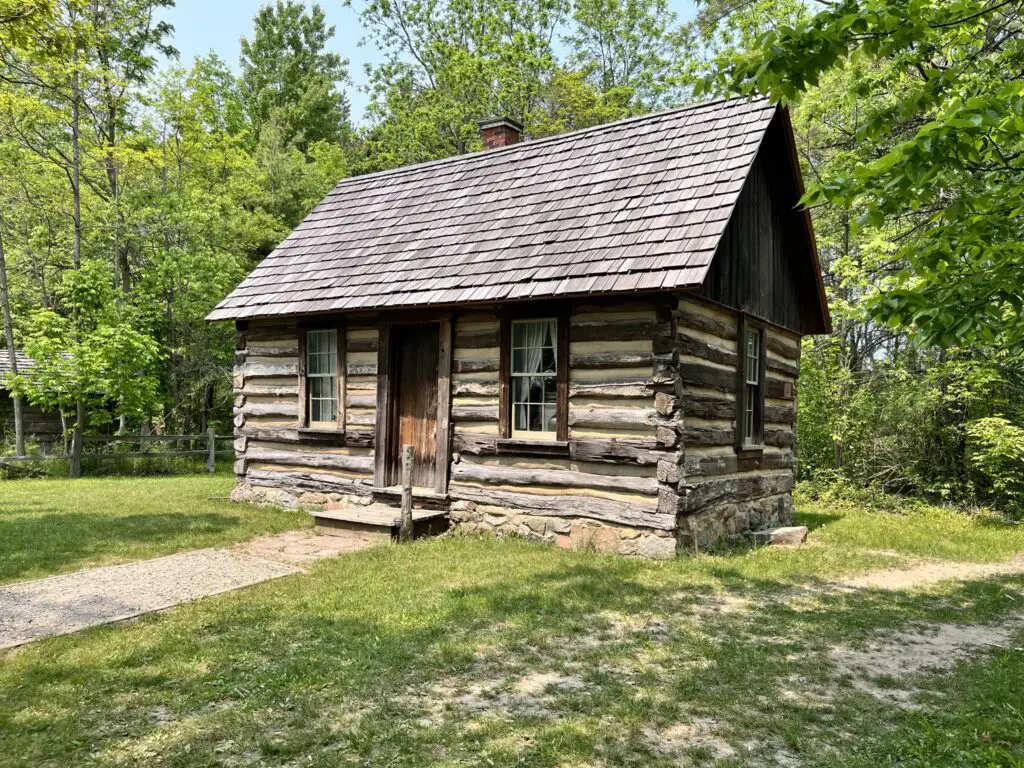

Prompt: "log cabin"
[0,349,63,445]
[208,96,831,558]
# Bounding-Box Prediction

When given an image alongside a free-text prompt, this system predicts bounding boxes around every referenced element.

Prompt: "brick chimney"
[478,117,523,150]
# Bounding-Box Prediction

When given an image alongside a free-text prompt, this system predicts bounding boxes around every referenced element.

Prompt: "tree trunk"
[0,211,25,456]
[69,399,85,478]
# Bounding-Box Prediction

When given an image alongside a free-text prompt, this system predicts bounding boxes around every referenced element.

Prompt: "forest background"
[1,0,1021,515]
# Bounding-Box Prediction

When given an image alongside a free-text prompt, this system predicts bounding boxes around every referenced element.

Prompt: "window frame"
[297,320,346,431]
[499,307,569,444]
[735,314,766,451]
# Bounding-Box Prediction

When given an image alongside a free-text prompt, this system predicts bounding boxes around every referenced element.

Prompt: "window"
[305,328,339,426]
[738,319,765,448]
[510,319,558,437]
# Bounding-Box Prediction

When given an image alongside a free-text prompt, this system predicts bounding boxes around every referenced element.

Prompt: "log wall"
[0,391,63,441]
[448,300,679,558]
[232,318,378,509]
[673,295,800,549]
[229,293,803,558]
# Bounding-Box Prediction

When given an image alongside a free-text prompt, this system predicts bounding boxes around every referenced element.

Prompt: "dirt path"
[0,530,373,650]
[839,554,1024,591]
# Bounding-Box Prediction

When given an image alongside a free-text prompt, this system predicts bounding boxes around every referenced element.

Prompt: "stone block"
[750,526,808,546]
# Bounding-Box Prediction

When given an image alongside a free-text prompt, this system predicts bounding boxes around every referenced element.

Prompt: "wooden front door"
[388,324,440,488]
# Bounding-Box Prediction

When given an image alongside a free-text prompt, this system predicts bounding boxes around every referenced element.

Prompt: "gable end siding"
[699,127,820,334]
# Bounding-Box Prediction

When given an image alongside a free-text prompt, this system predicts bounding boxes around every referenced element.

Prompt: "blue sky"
[158,0,698,124]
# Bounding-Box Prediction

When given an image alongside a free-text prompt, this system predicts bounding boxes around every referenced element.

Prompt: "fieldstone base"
[449,500,676,559]
[678,493,793,551]
[233,481,370,513]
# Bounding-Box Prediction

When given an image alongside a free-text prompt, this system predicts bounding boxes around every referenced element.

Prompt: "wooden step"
[313,503,447,528]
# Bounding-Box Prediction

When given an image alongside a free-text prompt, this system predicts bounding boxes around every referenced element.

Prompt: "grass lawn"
[0,474,309,584]
[0,494,1022,766]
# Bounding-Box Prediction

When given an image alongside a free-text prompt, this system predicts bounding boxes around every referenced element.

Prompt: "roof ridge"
[325,94,772,193]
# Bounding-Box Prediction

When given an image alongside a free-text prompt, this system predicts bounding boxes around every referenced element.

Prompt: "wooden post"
[207,427,217,473]
[399,443,414,542]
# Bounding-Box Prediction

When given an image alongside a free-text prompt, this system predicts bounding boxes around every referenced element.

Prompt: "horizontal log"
[452,462,660,496]
[679,361,734,392]
[246,447,374,474]
[682,472,793,511]
[453,434,668,467]
[676,333,737,368]
[568,319,669,343]
[450,487,674,530]
[684,451,794,477]
[568,407,662,429]
[239,402,298,418]
[453,380,499,397]
[347,338,377,353]
[346,395,376,409]
[243,325,299,343]
[454,358,500,374]
[570,352,653,370]
[674,307,736,340]
[346,412,376,426]
[683,393,735,420]
[568,382,654,399]
[244,360,298,378]
[455,328,500,348]
[234,384,298,398]
[453,433,498,455]
[237,425,372,448]
[766,379,790,400]
[680,425,734,446]
[245,343,298,358]
[766,333,800,360]
[246,469,373,496]
[452,405,498,422]
[570,439,666,466]
[765,427,795,449]
[766,356,800,377]
[348,362,378,376]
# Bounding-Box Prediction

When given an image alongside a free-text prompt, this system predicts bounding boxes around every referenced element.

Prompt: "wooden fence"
[0,428,234,475]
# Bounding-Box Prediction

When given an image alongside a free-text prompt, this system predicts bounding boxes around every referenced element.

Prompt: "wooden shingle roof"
[209,96,778,321]
[0,349,34,378]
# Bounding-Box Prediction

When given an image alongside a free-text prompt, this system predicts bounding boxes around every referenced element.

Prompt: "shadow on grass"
[1,540,1022,767]
[0,511,243,583]
[795,509,844,531]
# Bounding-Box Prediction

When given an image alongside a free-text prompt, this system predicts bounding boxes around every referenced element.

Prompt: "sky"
[157,0,698,125]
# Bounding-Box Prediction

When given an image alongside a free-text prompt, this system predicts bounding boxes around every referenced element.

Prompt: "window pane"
[544,404,556,432]
[745,329,759,385]
[510,319,558,433]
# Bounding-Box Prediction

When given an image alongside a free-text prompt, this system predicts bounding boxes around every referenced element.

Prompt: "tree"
[239,0,352,153]
[351,0,567,165]
[566,0,689,110]
[705,0,1024,349]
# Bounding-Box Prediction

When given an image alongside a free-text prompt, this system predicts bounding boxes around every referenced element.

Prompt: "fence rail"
[0,429,234,474]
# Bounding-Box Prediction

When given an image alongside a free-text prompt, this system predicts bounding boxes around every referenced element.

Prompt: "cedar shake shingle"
[208,97,776,321]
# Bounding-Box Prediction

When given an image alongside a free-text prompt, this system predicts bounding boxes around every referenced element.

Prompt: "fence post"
[207,427,217,473]
[399,444,414,542]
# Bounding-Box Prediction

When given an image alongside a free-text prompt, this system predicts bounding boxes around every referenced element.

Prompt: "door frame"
[373,312,453,494]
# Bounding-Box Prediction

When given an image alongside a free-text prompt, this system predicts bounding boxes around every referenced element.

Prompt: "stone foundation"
[232,481,371,513]
[449,500,676,559]
[677,492,793,551]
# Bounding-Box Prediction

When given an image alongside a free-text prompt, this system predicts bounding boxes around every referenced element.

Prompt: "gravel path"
[0,549,301,649]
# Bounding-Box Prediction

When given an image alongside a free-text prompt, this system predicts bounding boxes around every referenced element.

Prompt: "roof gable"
[208,97,789,321]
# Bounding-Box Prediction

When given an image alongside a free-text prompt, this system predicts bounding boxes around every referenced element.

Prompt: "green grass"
[0,475,309,584]
[800,497,1024,563]
[1,497,1022,767]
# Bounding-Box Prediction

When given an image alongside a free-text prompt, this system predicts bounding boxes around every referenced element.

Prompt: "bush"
[966,417,1024,517]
